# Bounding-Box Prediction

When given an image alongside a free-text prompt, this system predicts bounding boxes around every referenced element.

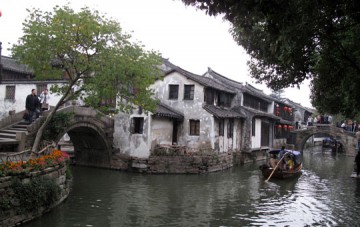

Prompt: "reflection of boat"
[260,149,303,179]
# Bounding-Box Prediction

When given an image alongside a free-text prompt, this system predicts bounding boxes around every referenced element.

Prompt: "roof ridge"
[207,67,243,85]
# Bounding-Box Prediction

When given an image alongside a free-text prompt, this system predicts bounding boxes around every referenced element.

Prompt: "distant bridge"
[288,124,357,156]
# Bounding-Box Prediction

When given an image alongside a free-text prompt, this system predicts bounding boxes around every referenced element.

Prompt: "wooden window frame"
[189,119,200,136]
[184,84,194,100]
[169,85,179,100]
[5,86,15,100]
[252,119,256,136]
[219,119,224,136]
[227,118,234,138]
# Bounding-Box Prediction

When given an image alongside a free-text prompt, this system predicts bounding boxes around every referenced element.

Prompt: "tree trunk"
[31,83,76,154]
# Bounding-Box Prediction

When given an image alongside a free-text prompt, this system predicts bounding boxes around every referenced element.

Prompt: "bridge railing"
[0,141,56,164]
[0,149,31,164]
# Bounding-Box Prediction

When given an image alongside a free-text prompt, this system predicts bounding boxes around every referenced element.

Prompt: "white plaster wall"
[150,117,173,146]
[0,83,63,118]
[251,118,262,148]
[151,72,215,151]
[113,111,151,158]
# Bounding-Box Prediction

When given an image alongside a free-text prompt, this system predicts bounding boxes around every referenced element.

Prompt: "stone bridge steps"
[0,121,29,151]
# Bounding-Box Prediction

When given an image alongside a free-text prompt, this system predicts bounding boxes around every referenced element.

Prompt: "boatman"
[278,146,287,169]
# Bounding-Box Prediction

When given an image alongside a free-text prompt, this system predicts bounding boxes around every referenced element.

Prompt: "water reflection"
[25,147,360,227]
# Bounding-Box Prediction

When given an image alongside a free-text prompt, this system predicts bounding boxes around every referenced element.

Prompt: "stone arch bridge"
[288,124,357,156]
[0,106,116,168]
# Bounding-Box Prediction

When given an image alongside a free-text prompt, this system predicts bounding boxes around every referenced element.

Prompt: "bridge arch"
[289,125,357,156]
[35,106,115,168]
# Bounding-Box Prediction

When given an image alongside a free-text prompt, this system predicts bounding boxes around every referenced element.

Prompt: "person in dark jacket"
[355,151,360,177]
[25,89,41,123]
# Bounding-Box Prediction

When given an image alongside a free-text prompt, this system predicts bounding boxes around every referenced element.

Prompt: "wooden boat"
[260,149,303,179]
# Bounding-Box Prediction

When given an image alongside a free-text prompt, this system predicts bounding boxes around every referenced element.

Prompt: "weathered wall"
[113,111,151,158]
[150,117,174,147]
[0,83,64,119]
[214,118,242,153]
[273,138,287,149]
[233,150,268,165]
[131,152,234,174]
[151,71,217,151]
[0,165,71,226]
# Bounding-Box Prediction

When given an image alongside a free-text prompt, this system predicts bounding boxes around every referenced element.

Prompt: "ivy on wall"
[41,112,73,142]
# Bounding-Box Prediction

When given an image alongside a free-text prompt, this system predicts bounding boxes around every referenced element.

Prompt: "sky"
[0,0,313,108]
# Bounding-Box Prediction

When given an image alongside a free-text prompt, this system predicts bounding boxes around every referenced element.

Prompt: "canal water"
[25,147,360,226]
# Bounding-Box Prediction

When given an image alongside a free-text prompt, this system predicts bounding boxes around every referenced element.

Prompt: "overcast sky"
[0,0,313,108]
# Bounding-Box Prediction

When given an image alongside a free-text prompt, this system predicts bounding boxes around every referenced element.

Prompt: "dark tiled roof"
[206,68,244,91]
[284,98,316,114]
[203,105,245,119]
[234,105,281,120]
[154,102,184,120]
[206,68,272,103]
[1,56,33,74]
[243,83,273,103]
[162,59,236,94]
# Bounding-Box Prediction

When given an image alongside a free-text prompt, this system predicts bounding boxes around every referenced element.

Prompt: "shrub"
[12,177,60,214]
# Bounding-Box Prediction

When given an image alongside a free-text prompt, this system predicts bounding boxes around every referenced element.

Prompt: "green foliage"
[65,163,72,180]
[42,112,73,142]
[12,177,60,214]
[11,5,162,114]
[182,0,360,117]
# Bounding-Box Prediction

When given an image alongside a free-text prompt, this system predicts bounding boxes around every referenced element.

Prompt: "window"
[130,117,144,134]
[36,84,47,94]
[219,119,224,136]
[169,85,179,100]
[252,119,256,136]
[5,86,15,100]
[243,93,268,112]
[227,119,234,138]
[204,88,215,105]
[184,85,194,100]
[218,92,231,107]
[189,119,200,136]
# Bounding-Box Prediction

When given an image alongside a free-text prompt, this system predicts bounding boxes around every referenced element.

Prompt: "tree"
[269,89,285,100]
[11,6,162,152]
[182,0,360,117]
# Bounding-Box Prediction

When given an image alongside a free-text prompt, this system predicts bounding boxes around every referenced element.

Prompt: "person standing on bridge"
[25,89,41,124]
[39,88,50,112]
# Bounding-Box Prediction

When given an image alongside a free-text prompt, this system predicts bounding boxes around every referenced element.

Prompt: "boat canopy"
[269,149,302,164]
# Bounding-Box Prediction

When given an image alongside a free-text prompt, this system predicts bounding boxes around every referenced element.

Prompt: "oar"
[265,152,288,182]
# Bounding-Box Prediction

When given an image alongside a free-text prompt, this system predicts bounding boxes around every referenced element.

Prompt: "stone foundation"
[0,166,72,226]
[130,152,234,174]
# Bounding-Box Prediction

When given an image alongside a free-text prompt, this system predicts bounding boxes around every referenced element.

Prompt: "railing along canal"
[0,141,56,164]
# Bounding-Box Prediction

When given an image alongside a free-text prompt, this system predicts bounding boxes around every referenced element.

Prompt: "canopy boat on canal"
[260,149,303,179]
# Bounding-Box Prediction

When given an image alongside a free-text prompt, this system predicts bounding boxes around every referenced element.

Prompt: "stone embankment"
[0,165,71,226]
